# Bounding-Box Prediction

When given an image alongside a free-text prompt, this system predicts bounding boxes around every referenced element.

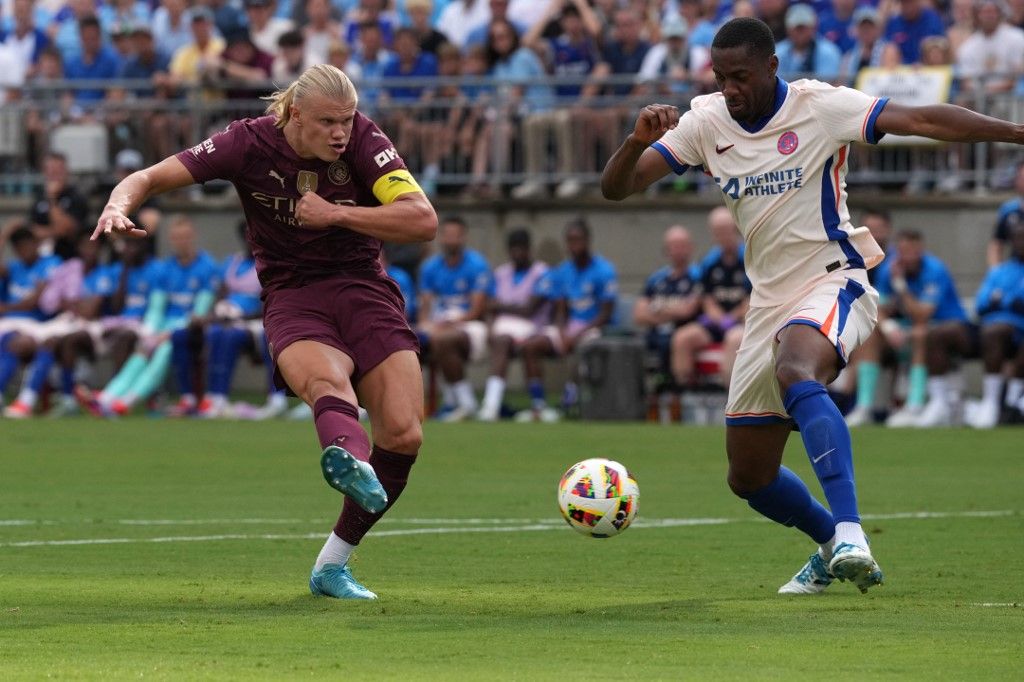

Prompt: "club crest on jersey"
[777,131,799,155]
[328,160,351,185]
[297,170,318,194]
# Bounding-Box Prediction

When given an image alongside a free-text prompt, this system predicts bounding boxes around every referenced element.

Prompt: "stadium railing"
[2,74,1023,196]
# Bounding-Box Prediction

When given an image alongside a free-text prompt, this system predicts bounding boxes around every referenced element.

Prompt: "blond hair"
[262,64,359,129]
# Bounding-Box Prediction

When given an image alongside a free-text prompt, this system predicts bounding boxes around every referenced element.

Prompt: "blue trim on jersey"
[834,278,866,339]
[738,78,789,134]
[820,152,865,269]
[726,414,792,425]
[864,97,889,144]
[650,141,689,175]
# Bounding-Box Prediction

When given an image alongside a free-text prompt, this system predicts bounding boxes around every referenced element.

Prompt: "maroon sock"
[334,445,417,545]
[313,396,370,462]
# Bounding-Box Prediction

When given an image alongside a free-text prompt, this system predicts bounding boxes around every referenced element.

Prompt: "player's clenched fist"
[631,104,680,145]
[92,206,148,240]
[295,191,338,229]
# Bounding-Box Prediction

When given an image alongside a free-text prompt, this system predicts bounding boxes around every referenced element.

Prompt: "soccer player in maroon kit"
[92,65,438,599]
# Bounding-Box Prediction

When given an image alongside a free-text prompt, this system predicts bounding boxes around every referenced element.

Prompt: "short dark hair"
[564,216,591,240]
[44,151,67,165]
[711,17,776,61]
[862,208,891,224]
[9,226,36,247]
[897,229,924,243]
[277,29,304,48]
[441,215,467,231]
[507,228,531,249]
[78,15,101,33]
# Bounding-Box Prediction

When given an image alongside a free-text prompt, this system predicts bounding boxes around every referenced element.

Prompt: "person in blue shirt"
[818,0,857,55]
[84,216,218,416]
[386,261,417,324]
[350,21,394,112]
[883,0,945,65]
[775,4,842,82]
[966,222,1024,428]
[0,223,62,408]
[670,207,749,389]
[417,216,493,422]
[118,24,170,98]
[64,16,122,103]
[989,163,1024,267]
[633,225,702,394]
[0,0,51,72]
[518,217,618,420]
[872,230,973,428]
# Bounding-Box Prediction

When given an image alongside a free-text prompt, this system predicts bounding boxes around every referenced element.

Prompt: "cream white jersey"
[652,78,888,307]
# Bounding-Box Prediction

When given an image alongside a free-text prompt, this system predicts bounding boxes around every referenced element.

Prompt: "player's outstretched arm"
[93,156,196,240]
[601,104,679,201]
[875,102,1024,144]
[294,191,437,243]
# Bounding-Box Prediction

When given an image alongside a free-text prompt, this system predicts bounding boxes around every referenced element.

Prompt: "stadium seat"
[50,124,109,174]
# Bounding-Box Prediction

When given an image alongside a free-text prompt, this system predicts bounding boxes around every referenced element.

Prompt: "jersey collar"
[737,77,789,134]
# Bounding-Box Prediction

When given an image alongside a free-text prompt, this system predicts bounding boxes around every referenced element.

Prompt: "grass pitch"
[1,419,1022,680]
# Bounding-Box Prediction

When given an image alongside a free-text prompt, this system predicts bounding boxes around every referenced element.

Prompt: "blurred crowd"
[4,0,1024,197]
[1,153,1023,427]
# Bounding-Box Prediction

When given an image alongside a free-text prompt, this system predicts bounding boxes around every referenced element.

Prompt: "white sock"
[481,376,505,412]
[208,393,227,409]
[982,374,1003,407]
[1005,378,1023,407]
[819,535,836,561]
[16,387,38,408]
[453,380,477,411]
[314,531,356,570]
[267,392,287,408]
[834,521,867,548]
[180,393,196,406]
[927,376,948,403]
[440,381,455,408]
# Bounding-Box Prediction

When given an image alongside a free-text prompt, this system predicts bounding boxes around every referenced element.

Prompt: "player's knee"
[303,375,352,405]
[377,418,422,454]
[774,360,813,394]
[726,467,769,498]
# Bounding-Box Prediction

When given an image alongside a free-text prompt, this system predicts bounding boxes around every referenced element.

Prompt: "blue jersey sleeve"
[597,261,619,302]
[418,256,440,295]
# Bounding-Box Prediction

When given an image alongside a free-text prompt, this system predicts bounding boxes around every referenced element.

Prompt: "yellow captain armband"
[372,169,424,205]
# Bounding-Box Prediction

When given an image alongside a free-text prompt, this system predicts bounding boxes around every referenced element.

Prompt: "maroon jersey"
[176,113,408,293]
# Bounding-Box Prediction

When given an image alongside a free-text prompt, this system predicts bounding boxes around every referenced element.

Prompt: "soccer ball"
[557,458,639,538]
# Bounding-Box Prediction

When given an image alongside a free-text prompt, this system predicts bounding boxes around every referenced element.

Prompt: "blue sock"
[212,327,248,395]
[527,379,545,407]
[171,328,193,395]
[742,466,835,544]
[61,366,75,395]
[26,349,55,393]
[0,333,17,393]
[784,380,860,524]
[207,326,225,394]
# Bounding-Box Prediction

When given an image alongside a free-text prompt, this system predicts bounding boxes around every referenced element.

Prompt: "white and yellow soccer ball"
[557,458,639,538]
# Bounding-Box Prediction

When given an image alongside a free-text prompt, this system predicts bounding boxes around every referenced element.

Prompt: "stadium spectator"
[99,0,149,32]
[22,46,69,165]
[0,0,51,80]
[670,206,748,388]
[774,4,842,82]
[677,0,716,49]
[483,17,557,199]
[49,0,108,63]
[344,0,397,48]
[64,14,122,103]
[956,0,1024,97]
[884,0,945,65]
[518,217,618,421]
[350,20,393,110]
[465,0,526,49]
[404,0,447,54]
[245,0,294,56]
[271,28,307,82]
[637,14,711,95]
[989,163,1024,266]
[966,221,1024,427]
[302,0,343,66]
[325,38,361,79]
[28,151,88,260]
[818,0,857,54]
[436,0,490,50]
[519,1,602,199]
[152,0,193,60]
[947,0,978,56]
[839,7,897,85]
[874,230,972,427]
[633,224,702,394]
[417,216,493,422]
[0,223,62,408]
[919,34,953,67]
[81,214,219,417]
[206,0,248,40]
[167,7,225,89]
[450,43,495,197]
[756,0,789,42]
[117,24,170,98]
[476,227,552,422]
[2,228,107,418]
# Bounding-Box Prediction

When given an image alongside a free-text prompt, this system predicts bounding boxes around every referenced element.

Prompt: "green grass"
[1,420,1022,680]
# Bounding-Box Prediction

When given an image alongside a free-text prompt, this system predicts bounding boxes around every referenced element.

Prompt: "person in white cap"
[775,3,842,82]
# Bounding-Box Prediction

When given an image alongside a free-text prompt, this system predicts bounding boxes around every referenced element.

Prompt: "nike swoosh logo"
[812,448,836,464]
[716,144,734,154]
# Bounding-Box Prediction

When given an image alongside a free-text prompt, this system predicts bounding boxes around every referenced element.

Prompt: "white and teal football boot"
[309,564,377,600]
[829,543,884,594]
[320,445,388,514]
[778,551,835,595]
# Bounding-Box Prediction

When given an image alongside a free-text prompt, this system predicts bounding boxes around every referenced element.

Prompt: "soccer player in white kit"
[602,17,1024,594]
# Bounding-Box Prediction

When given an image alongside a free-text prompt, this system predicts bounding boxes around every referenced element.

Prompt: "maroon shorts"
[263,274,419,391]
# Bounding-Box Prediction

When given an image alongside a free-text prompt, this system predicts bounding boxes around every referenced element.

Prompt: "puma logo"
[388,175,412,185]
[268,170,286,188]
[716,144,735,154]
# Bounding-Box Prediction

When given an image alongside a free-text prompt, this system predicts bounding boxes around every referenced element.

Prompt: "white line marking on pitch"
[0,510,1014,549]
[971,603,1019,607]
